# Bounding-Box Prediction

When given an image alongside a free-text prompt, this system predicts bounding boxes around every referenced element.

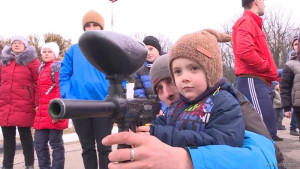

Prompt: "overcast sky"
[0,0,299,44]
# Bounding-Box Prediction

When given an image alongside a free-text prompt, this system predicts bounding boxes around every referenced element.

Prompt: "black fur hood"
[1,45,37,66]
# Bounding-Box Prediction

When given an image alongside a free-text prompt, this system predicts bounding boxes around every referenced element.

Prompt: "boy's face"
[84,22,102,31]
[172,58,207,101]
[41,48,56,62]
[293,39,298,52]
[155,78,180,106]
[11,40,25,54]
[146,45,160,62]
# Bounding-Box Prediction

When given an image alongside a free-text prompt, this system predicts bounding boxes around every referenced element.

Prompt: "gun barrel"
[49,99,116,119]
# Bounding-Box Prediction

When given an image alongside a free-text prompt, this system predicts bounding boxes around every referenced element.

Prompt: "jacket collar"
[243,10,263,29]
[180,78,227,104]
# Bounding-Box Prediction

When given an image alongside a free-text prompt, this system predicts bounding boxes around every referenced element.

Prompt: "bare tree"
[0,34,72,62]
[220,24,236,83]
[157,33,173,53]
[263,7,300,67]
[43,33,72,60]
[0,36,10,55]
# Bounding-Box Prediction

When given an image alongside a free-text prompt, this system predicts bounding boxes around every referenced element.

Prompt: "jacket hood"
[38,60,61,73]
[1,45,37,66]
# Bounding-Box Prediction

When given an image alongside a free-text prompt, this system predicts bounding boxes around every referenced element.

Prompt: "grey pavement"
[0,118,300,169]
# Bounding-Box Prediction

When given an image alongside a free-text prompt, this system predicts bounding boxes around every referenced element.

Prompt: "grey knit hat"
[11,36,29,47]
[150,54,170,94]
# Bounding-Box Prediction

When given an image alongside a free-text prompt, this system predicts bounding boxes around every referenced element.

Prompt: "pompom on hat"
[150,54,170,94]
[82,10,104,30]
[11,36,29,47]
[168,29,231,88]
[41,42,60,59]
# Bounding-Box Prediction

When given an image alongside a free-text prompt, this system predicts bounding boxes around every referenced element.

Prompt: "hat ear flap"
[203,29,232,43]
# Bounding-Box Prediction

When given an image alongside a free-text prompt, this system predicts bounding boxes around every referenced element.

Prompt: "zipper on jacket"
[26,86,32,98]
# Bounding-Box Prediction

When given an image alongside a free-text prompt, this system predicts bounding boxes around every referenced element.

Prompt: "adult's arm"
[187,131,277,169]
[59,47,73,98]
[280,64,294,112]
[235,20,269,73]
[102,131,193,169]
[102,131,277,169]
[28,58,40,106]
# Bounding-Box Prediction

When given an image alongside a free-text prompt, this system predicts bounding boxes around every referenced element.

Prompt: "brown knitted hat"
[169,29,231,87]
[82,10,104,30]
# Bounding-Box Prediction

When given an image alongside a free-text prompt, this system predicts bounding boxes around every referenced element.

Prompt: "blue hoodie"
[59,44,125,100]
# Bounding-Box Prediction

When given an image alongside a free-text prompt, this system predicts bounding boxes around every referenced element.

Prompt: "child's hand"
[156,110,164,117]
[136,125,150,135]
[52,119,59,124]
[284,111,292,118]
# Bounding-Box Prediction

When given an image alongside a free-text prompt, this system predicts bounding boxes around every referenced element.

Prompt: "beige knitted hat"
[82,10,104,30]
[168,29,231,87]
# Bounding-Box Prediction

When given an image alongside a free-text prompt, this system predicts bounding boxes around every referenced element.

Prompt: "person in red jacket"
[33,42,68,169]
[0,36,40,169]
[232,0,281,141]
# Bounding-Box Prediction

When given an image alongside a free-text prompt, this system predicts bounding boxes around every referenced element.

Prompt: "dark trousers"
[34,129,65,169]
[1,126,34,168]
[292,107,300,132]
[290,109,299,131]
[274,108,284,128]
[237,77,277,139]
[72,117,113,169]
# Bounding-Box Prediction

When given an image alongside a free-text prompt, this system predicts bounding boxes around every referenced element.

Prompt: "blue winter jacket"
[59,44,124,100]
[151,80,245,147]
[134,61,155,99]
[187,130,277,169]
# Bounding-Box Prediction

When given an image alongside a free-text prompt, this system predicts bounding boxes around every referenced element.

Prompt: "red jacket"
[232,10,278,85]
[0,46,40,127]
[34,61,68,130]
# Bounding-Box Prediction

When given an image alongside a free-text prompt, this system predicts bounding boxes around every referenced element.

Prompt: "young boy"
[34,42,68,169]
[138,29,245,147]
[134,36,161,100]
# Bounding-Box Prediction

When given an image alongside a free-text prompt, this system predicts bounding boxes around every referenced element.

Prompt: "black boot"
[274,135,283,141]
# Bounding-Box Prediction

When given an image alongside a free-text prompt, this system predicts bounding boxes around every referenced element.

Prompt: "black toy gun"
[48,31,161,148]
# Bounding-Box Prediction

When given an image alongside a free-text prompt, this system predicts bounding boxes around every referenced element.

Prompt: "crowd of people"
[0,0,299,169]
